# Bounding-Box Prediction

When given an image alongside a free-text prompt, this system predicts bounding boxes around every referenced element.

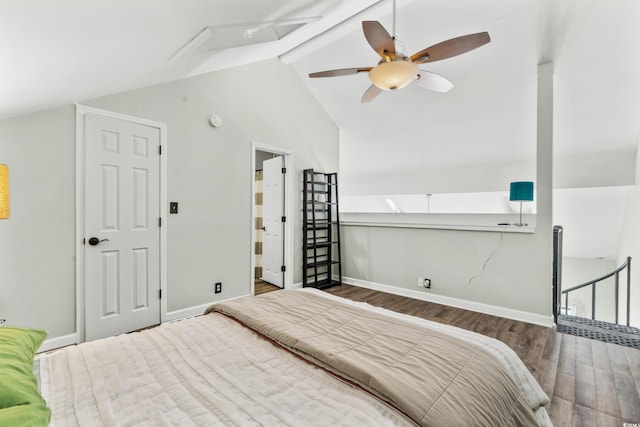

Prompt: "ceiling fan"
[308,1,490,103]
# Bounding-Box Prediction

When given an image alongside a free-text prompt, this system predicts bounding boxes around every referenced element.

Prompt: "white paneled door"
[84,113,161,341]
[261,156,284,288]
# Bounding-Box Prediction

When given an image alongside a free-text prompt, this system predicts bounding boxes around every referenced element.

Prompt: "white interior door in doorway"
[84,113,161,341]
[261,156,285,288]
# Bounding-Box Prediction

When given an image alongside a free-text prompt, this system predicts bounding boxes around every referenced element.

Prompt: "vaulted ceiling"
[1,0,639,190]
[0,0,356,118]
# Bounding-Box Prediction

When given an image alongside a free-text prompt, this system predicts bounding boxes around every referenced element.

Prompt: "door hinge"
[159,145,162,155]
[281,265,286,272]
[159,289,162,299]
[281,216,286,223]
[159,217,162,227]
[281,167,286,174]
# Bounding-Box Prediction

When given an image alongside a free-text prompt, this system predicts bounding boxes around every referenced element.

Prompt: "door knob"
[88,237,110,246]
[261,226,266,231]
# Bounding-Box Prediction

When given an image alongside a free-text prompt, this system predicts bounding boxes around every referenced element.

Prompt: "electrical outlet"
[214,282,222,294]
[418,277,431,289]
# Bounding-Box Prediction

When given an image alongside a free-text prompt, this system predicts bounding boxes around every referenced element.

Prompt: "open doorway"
[251,144,294,295]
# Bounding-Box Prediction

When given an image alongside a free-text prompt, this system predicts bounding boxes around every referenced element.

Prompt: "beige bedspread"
[208,289,548,427]
[37,311,415,426]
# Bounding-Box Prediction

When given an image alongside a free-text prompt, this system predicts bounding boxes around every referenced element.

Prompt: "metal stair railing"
[553,226,563,324]
[561,256,632,326]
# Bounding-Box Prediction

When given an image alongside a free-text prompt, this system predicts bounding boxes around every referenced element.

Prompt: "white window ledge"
[339,212,536,233]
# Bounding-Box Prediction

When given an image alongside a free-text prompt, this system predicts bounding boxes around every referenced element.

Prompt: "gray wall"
[340,226,552,316]
[0,59,338,339]
[0,106,77,336]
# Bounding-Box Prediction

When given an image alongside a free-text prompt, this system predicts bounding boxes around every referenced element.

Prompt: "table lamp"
[510,181,533,226]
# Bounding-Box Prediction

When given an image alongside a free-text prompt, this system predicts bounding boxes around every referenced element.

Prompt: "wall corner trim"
[343,277,555,328]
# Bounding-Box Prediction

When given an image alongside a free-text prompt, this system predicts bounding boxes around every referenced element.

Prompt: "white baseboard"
[36,281,551,352]
[38,295,252,352]
[38,333,77,353]
[165,294,250,322]
[343,276,554,328]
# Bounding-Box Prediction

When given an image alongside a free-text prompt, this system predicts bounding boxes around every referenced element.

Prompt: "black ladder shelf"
[302,169,342,289]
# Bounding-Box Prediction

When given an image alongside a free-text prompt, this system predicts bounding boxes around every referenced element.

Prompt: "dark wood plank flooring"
[319,284,640,427]
[254,279,280,296]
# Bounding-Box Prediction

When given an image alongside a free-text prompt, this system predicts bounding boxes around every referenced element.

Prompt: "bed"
[2,288,552,426]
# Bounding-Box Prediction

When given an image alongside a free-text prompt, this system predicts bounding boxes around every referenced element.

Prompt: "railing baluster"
[627,257,631,327]
[553,226,563,324]
[614,272,619,325]
[591,283,596,320]
[564,293,568,317]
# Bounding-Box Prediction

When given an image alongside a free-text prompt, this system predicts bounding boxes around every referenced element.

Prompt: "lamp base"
[516,202,526,227]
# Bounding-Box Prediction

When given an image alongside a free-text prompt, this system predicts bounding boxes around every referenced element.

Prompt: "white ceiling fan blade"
[413,71,454,92]
[361,85,382,103]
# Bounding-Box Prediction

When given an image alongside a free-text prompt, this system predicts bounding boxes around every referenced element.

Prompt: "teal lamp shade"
[509,181,534,226]
[510,181,534,202]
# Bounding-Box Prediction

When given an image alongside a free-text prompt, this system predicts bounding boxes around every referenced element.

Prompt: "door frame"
[251,142,294,293]
[75,104,168,344]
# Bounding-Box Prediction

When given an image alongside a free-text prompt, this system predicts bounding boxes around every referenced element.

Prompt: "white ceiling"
[0,0,371,119]
[2,0,638,171]
[0,0,638,169]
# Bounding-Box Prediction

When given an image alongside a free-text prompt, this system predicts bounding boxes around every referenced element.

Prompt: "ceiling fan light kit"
[369,57,418,90]
[308,1,490,103]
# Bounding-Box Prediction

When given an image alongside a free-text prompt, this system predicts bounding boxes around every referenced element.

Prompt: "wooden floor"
[254,279,281,296]
[317,284,640,427]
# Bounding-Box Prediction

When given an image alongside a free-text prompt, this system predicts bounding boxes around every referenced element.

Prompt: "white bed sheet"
[36,313,416,427]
